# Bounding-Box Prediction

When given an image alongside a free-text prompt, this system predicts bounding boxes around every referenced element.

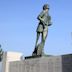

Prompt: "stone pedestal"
[9,56,62,72]
[25,56,62,72]
[2,53,72,72]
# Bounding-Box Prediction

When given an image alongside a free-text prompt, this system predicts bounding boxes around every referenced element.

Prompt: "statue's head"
[43,4,49,10]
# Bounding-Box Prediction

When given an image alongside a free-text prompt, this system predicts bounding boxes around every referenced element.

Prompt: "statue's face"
[45,8,48,12]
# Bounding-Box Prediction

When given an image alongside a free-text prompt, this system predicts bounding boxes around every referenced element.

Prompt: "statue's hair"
[43,4,49,10]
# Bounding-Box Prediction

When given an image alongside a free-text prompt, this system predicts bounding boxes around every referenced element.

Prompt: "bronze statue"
[32,4,52,56]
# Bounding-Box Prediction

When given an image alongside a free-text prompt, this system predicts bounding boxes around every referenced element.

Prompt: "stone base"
[9,54,72,72]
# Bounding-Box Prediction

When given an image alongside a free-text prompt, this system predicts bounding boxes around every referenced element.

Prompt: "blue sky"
[0,0,72,56]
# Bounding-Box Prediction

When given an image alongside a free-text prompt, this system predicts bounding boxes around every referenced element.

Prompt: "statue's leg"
[35,32,40,47]
[41,30,48,54]
[42,30,48,42]
[32,32,40,56]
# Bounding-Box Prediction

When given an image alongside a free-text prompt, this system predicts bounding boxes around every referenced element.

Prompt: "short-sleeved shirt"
[36,10,51,32]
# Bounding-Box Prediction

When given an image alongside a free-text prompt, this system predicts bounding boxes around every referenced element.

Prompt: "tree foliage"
[0,45,3,61]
